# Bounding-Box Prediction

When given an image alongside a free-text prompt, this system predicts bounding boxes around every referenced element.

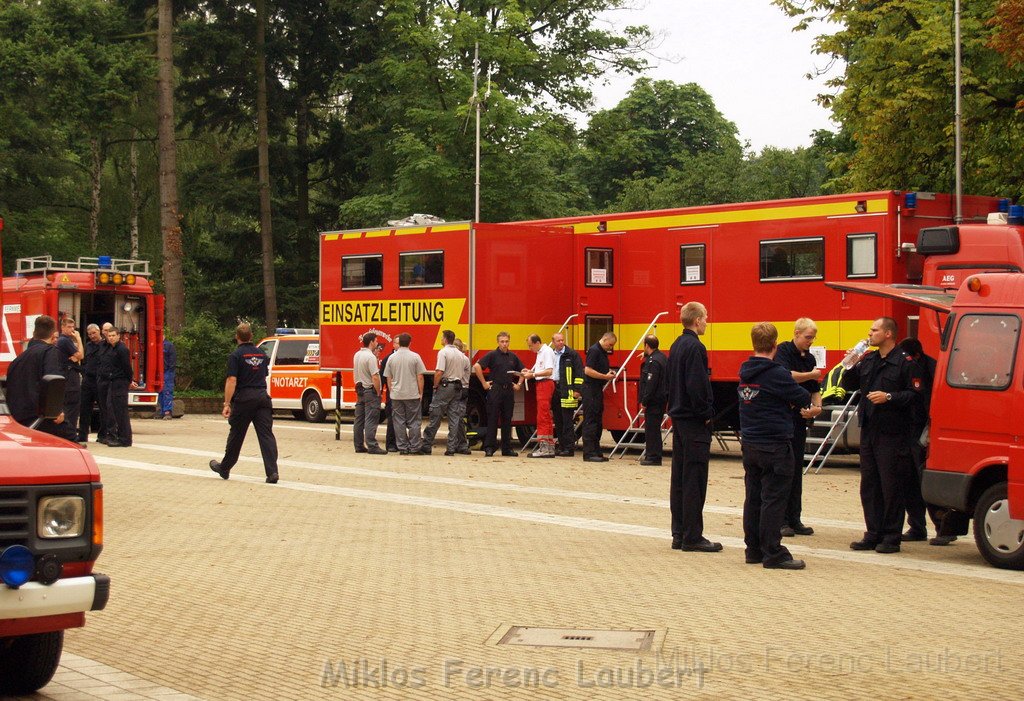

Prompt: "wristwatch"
[885,393,892,402]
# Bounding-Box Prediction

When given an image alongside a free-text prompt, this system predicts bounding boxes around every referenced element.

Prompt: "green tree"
[579,79,741,207]
[774,0,1024,197]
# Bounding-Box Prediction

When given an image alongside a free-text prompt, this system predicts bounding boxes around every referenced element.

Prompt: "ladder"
[610,409,671,460]
[803,391,860,474]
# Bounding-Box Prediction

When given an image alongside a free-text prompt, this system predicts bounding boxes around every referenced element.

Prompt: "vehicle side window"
[276,339,312,366]
[946,314,1020,390]
[585,248,613,287]
[679,244,706,285]
[342,255,383,290]
[258,340,276,361]
[399,251,444,288]
[759,237,824,281]
[847,233,877,278]
[585,315,613,349]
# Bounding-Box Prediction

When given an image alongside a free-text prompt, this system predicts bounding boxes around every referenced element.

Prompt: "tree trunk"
[89,137,102,253]
[295,89,310,247]
[157,0,185,335]
[256,0,278,331]
[129,130,140,259]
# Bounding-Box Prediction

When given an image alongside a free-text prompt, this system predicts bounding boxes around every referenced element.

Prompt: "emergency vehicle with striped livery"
[318,191,1002,438]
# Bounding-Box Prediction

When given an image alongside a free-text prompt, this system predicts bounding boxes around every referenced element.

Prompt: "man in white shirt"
[523,334,557,458]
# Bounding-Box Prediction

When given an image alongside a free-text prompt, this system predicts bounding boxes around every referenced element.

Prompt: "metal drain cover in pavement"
[496,626,655,651]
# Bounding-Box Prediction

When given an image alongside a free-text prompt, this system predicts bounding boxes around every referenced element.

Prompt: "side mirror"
[29,375,66,430]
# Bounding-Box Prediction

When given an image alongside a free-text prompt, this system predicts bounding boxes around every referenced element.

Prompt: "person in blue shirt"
[159,339,176,419]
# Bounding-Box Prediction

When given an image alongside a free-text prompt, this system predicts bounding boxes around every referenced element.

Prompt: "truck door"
[576,233,621,353]
[672,232,712,352]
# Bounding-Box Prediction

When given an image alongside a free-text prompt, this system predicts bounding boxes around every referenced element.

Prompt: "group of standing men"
[6,314,134,447]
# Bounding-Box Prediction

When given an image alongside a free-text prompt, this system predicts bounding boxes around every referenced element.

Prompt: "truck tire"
[973,482,1024,570]
[0,631,63,695]
[302,392,326,423]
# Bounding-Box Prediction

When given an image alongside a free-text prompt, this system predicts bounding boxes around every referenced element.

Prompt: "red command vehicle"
[257,332,341,422]
[319,220,571,442]
[1,256,165,409]
[318,192,1003,440]
[0,219,110,694]
[830,265,1024,570]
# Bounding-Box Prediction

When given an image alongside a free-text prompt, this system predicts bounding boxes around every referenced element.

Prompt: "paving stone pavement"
[34,415,1024,699]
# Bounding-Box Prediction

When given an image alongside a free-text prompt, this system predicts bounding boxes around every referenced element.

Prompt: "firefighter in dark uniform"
[668,302,721,553]
[841,317,924,553]
[473,331,523,457]
[78,324,107,442]
[582,332,616,462]
[551,332,584,457]
[95,323,116,444]
[210,323,279,483]
[104,327,134,447]
[5,315,67,438]
[637,335,668,466]
[55,316,84,442]
[774,318,824,537]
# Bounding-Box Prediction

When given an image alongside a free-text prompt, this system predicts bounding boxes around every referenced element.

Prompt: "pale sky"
[592,0,839,152]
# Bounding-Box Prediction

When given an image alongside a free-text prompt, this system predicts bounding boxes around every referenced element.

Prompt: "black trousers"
[220,389,278,477]
[78,376,105,440]
[669,419,712,545]
[96,380,113,441]
[581,383,604,458]
[643,401,665,462]
[859,429,916,545]
[485,385,515,452]
[61,387,81,442]
[106,379,132,446]
[384,394,398,451]
[785,421,808,527]
[551,390,576,454]
[742,442,795,565]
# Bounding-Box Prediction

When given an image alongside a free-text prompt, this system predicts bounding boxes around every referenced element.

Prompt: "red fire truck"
[0,219,110,693]
[828,209,1024,569]
[318,191,1002,441]
[1,256,165,409]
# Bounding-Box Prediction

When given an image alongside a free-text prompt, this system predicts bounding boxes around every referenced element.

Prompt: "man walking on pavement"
[383,333,427,455]
[582,332,616,462]
[637,335,668,466]
[210,322,280,483]
[841,317,924,554]
[421,330,472,456]
[668,302,721,553]
[352,332,386,455]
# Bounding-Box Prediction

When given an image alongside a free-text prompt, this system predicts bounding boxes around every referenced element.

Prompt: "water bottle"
[841,339,870,370]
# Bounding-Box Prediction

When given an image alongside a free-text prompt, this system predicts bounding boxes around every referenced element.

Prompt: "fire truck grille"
[0,489,31,546]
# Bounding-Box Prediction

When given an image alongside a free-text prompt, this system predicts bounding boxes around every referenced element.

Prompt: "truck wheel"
[515,424,535,449]
[0,631,63,695]
[302,392,326,423]
[973,482,1024,570]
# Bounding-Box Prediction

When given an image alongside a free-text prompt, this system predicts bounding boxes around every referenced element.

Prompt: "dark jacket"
[638,349,668,406]
[83,339,107,380]
[841,347,924,435]
[667,329,714,422]
[6,340,63,425]
[108,342,134,383]
[554,346,584,409]
[738,356,812,443]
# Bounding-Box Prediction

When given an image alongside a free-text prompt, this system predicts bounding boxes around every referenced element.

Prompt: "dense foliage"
[6,0,1015,360]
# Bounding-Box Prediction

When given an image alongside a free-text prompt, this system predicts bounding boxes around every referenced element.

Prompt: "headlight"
[37,496,86,538]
